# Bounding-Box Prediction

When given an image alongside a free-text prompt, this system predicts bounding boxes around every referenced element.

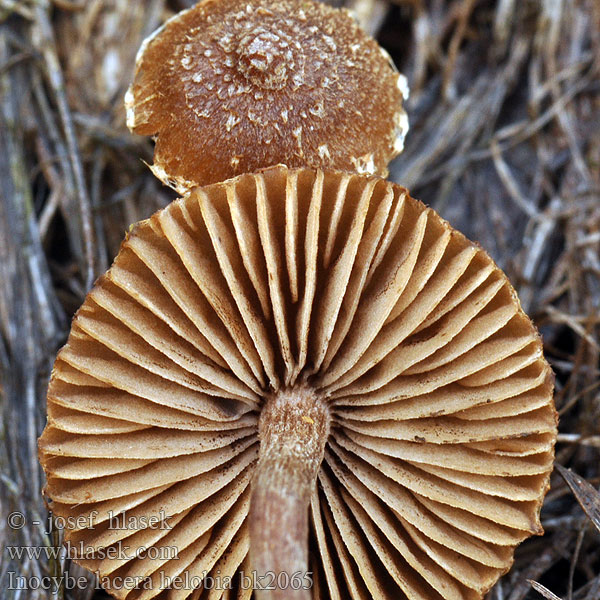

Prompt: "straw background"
[0,1,598,599]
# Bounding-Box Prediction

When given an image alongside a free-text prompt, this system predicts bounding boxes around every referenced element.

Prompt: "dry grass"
[0,0,599,599]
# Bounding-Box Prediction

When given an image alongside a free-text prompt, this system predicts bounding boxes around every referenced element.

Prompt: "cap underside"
[39,166,556,600]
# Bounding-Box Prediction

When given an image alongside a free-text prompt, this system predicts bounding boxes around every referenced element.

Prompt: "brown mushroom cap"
[39,166,556,600]
[125,0,408,193]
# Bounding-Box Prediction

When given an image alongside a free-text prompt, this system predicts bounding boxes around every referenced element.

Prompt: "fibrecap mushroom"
[39,165,557,600]
[125,0,409,193]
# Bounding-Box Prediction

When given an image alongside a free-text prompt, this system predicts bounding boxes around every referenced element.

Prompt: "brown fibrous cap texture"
[125,0,409,193]
[39,166,556,600]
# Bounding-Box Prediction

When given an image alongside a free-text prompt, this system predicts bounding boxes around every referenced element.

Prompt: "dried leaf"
[529,579,563,600]
[556,464,600,534]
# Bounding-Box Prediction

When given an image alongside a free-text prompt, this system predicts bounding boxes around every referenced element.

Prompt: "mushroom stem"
[250,386,330,600]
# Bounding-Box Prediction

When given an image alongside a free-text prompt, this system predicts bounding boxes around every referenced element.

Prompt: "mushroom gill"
[39,166,557,600]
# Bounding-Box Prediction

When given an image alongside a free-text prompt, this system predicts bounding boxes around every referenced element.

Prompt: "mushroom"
[39,165,557,600]
[124,0,408,193]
